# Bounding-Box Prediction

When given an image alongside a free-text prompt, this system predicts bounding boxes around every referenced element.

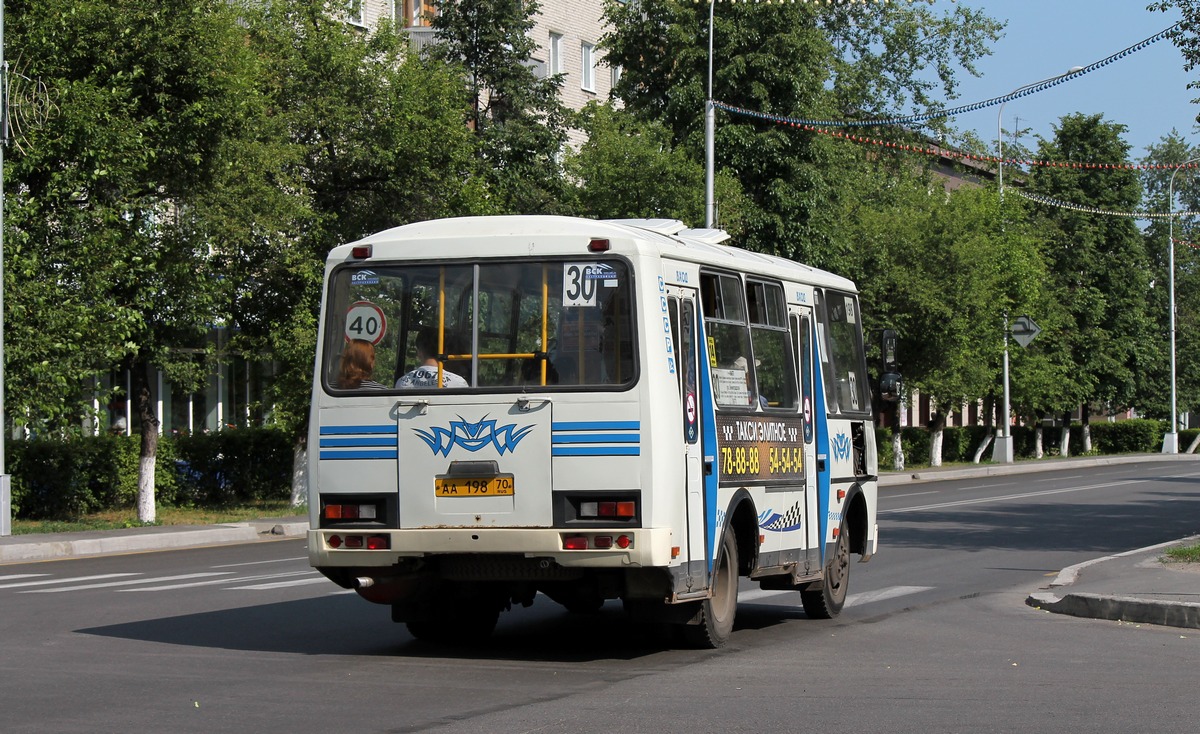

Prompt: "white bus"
[308,216,896,647]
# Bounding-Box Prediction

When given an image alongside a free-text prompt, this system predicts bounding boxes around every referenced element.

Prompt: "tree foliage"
[601,1,1003,269]
[1027,114,1152,416]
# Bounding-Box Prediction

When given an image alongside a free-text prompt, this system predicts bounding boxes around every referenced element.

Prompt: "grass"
[1163,543,1200,564]
[11,501,306,536]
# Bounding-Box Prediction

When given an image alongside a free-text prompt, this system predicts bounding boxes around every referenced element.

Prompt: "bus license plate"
[435,476,515,497]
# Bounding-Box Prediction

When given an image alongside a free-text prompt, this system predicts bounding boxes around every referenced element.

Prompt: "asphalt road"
[1,460,1198,733]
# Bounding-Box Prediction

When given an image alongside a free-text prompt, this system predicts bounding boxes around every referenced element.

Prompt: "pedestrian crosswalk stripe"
[0,573,139,590]
[22,572,231,593]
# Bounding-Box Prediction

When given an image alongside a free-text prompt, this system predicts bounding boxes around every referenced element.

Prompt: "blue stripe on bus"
[551,421,640,431]
[813,338,831,566]
[551,433,640,444]
[319,425,396,435]
[551,446,641,457]
[319,437,398,448]
[319,450,399,460]
[695,313,720,576]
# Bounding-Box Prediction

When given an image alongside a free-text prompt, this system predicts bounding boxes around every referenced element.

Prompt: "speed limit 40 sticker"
[344,301,387,344]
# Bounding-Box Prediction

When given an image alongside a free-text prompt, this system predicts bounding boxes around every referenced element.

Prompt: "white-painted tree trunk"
[892,431,904,471]
[1035,424,1044,459]
[972,431,994,463]
[1082,423,1092,453]
[290,442,308,508]
[138,454,156,524]
[929,427,944,467]
[1060,425,1071,458]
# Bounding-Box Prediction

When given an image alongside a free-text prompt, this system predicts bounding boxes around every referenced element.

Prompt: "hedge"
[7,428,293,521]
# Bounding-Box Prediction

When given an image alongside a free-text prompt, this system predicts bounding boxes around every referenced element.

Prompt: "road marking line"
[227,576,333,590]
[0,573,139,589]
[22,572,231,593]
[211,557,308,569]
[0,574,50,582]
[880,480,1137,515]
[119,570,316,592]
[740,584,932,607]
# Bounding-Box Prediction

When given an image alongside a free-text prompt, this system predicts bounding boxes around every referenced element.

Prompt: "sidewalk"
[1,454,1198,629]
[0,516,308,564]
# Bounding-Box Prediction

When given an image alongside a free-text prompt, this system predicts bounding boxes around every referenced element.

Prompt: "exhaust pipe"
[353,576,375,589]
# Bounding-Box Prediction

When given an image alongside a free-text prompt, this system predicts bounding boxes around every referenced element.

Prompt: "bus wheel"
[679,526,739,648]
[801,517,850,619]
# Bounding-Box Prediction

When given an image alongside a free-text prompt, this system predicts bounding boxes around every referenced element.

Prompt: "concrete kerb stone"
[1028,590,1200,629]
[0,525,261,563]
[880,452,1200,487]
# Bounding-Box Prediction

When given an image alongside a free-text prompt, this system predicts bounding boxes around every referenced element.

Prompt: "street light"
[1162,157,1200,454]
[704,0,716,228]
[993,67,1082,464]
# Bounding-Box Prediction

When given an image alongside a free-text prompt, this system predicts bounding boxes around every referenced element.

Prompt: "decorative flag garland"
[785,123,1200,171]
[1172,238,1200,252]
[713,23,1178,129]
[1014,190,1200,221]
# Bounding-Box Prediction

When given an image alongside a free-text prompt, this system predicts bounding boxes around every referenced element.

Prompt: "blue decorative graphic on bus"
[759,504,804,532]
[831,431,852,462]
[414,415,534,456]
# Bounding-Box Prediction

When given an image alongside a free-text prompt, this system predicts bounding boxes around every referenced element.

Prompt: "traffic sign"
[1011,315,1041,348]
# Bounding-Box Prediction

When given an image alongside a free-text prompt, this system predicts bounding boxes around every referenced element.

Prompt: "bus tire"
[801,516,850,619]
[679,526,739,648]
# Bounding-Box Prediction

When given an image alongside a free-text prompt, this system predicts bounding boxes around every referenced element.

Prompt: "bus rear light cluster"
[327,534,390,550]
[323,503,378,521]
[562,534,633,551]
[578,500,636,519]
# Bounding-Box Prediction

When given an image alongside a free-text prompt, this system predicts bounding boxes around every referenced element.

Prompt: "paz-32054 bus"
[308,216,895,647]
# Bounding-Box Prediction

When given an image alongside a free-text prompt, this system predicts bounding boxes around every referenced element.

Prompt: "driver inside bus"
[396,328,469,389]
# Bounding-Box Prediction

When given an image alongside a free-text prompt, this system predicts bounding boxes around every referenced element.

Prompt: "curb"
[0,520,310,564]
[1027,590,1200,629]
[1025,536,1200,630]
[880,452,1200,487]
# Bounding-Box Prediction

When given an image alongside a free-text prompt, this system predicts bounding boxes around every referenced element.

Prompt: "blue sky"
[947,1,1195,158]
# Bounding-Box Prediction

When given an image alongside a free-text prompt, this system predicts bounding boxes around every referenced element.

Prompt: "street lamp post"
[993,67,1081,464]
[1162,157,1200,454]
[704,0,716,228]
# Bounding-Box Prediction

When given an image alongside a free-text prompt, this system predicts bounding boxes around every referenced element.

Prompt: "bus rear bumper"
[308,527,676,569]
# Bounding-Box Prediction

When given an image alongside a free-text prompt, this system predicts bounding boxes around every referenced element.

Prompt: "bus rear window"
[321,259,636,392]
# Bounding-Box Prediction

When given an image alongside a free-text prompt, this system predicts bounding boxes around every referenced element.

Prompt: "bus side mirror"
[879,372,902,403]
[882,329,898,373]
[879,329,901,403]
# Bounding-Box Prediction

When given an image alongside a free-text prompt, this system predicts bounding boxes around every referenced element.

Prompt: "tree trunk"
[133,367,160,524]
[892,429,904,471]
[289,436,308,508]
[1034,411,1045,459]
[928,411,946,467]
[1187,433,1200,454]
[972,394,995,463]
[1081,408,1092,454]
[1060,410,1071,458]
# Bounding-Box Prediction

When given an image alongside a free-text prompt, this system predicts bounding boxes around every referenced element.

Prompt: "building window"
[397,0,435,28]
[549,32,564,76]
[581,42,596,92]
[611,64,623,89]
[345,0,364,26]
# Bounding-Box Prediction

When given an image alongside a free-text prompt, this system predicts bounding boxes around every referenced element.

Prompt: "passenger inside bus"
[338,339,387,390]
[396,328,468,389]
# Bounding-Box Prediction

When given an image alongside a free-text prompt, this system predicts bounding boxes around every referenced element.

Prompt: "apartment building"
[359,0,617,114]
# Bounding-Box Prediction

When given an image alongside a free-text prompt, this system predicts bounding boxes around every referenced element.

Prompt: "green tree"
[430,0,569,213]
[1027,114,1152,453]
[601,1,1002,269]
[1140,132,1200,428]
[7,0,278,521]
[844,167,1045,465]
[564,102,748,232]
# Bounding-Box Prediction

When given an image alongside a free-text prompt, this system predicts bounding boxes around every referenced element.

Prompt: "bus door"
[667,287,707,588]
[792,308,821,571]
